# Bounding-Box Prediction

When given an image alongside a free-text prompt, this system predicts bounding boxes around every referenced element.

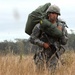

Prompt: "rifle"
[42,32,65,61]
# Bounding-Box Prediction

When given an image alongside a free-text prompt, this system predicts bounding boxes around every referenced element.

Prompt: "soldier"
[29,5,68,72]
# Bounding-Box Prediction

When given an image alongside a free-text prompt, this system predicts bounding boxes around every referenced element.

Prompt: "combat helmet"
[46,5,61,15]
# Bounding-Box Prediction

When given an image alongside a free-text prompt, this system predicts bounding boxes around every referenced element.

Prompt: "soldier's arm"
[29,23,44,47]
[57,19,68,45]
[60,27,68,45]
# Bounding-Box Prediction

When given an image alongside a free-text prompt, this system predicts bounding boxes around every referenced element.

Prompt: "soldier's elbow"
[60,36,68,45]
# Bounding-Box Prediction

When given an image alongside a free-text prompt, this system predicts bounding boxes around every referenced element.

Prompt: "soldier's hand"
[43,43,50,49]
[57,25,62,31]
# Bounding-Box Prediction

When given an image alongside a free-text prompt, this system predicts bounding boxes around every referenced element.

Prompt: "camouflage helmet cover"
[46,5,61,15]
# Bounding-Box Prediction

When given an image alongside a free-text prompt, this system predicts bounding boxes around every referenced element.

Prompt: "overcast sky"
[0,0,75,42]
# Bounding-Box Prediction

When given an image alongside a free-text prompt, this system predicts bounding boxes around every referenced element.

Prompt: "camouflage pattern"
[58,18,68,45]
[29,20,68,71]
[29,23,44,46]
[46,5,60,15]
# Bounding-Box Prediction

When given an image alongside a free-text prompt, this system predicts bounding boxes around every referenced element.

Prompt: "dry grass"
[0,51,75,75]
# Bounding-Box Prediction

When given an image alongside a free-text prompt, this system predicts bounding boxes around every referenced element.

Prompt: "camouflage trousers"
[33,46,65,72]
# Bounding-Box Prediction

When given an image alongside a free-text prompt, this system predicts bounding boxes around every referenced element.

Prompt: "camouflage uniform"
[29,5,68,72]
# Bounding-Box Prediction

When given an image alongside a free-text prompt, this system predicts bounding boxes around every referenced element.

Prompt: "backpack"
[25,3,51,35]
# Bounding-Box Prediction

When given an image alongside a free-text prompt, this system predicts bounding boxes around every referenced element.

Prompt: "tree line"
[0,33,75,55]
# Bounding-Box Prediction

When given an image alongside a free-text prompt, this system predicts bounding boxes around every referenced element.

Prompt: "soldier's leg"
[47,54,58,74]
[33,50,46,71]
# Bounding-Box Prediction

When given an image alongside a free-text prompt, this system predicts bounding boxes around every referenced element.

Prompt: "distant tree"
[67,33,75,50]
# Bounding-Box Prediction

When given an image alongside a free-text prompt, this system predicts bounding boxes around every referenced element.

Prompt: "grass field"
[0,51,75,75]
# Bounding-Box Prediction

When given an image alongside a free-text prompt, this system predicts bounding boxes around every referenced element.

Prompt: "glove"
[43,43,50,49]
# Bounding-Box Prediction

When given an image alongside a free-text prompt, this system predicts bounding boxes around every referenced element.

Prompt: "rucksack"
[40,18,68,39]
[40,19,63,38]
[25,3,51,35]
